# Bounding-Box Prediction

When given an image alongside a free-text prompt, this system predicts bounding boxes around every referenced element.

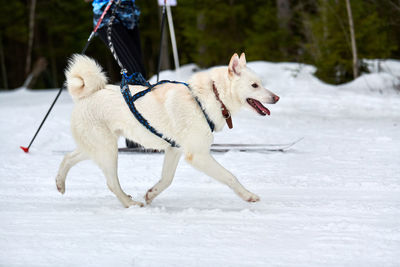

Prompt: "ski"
[54,138,303,154]
[118,147,163,153]
[212,138,303,148]
[117,138,303,154]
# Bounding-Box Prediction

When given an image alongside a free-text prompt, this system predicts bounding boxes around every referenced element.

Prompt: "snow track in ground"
[1,62,399,266]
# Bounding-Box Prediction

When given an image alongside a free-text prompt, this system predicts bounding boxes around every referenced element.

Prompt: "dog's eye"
[252,83,258,88]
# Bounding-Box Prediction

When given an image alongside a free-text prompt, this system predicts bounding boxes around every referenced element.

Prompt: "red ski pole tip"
[20,146,29,153]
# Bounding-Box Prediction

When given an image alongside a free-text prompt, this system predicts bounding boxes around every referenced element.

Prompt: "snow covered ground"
[1,60,399,267]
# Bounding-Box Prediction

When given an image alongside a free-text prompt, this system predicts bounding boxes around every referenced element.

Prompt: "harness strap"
[152,80,215,132]
[107,2,178,147]
[121,74,178,147]
[192,96,215,132]
[107,0,125,71]
[120,73,215,148]
[107,2,214,148]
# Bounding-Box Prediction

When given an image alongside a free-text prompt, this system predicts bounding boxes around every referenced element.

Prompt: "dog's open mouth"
[246,98,270,116]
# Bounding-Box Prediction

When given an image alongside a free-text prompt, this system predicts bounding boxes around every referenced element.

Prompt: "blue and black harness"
[107,0,214,147]
[120,72,215,147]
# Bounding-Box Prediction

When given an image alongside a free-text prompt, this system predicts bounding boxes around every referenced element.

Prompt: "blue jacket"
[93,0,140,30]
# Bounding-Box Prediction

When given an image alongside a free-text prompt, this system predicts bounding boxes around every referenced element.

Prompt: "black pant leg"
[97,23,147,77]
[97,24,147,149]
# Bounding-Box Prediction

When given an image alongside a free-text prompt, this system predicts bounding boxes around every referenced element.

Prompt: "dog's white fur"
[56,53,279,207]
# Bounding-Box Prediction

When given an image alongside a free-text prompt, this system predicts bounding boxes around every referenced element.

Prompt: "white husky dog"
[56,53,279,207]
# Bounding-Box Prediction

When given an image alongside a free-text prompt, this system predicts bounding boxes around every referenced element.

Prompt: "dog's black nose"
[273,95,280,103]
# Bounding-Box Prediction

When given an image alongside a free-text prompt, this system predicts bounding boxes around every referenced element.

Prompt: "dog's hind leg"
[93,145,144,208]
[186,152,260,202]
[145,147,181,204]
[56,149,88,194]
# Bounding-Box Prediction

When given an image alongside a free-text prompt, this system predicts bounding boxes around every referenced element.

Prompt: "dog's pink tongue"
[254,100,270,115]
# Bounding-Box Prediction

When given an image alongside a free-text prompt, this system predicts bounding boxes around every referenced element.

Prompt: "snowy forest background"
[1,0,400,90]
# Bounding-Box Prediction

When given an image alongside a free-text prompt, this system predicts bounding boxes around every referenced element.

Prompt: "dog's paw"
[145,189,155,205]
[131,200,145,208]
[55,176,65,194]
[246,194,260,202]
[123,196,144,208]
[239,191,260,202]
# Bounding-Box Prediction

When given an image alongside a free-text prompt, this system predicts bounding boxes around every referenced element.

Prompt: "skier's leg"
[97,23,146,76]
[98,24,146,149]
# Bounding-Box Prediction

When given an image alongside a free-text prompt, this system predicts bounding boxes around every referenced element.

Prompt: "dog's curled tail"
[65,54,107,101]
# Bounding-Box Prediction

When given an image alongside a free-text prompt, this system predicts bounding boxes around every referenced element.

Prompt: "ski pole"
[20,0,114,153]
[156,0,167,82]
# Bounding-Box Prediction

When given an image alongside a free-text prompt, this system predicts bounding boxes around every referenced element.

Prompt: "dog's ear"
[228,53,241,76]
[239,52,246,67]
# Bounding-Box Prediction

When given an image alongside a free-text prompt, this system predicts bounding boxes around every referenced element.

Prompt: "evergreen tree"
[302,0,397,84]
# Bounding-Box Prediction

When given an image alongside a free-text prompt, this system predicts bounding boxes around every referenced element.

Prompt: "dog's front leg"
[145,147,182,204]
[186,152,260,202]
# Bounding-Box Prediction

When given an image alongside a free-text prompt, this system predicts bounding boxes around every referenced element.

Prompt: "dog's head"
[228,53,279,116]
